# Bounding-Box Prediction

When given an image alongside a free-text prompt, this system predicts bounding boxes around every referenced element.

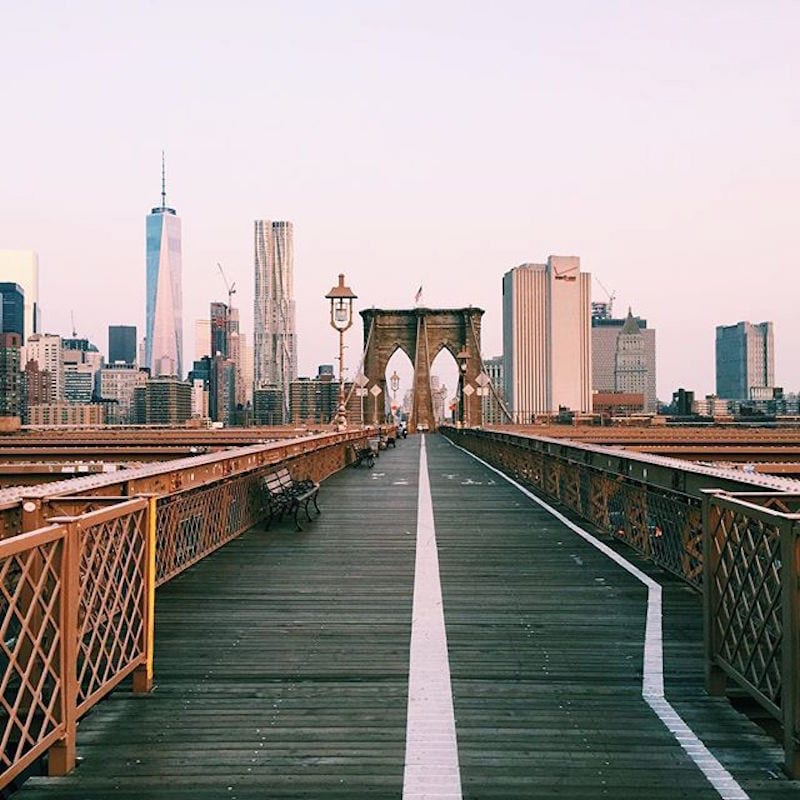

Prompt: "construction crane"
[592,277,616,320]
[217,263,236,309]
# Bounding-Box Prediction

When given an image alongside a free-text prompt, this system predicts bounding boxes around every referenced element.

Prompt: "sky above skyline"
[1,1,798,402]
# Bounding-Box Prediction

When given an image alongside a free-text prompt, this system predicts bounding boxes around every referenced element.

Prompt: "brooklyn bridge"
[0,418,799,799]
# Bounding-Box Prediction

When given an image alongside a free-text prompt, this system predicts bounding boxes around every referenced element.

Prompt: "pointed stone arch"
[361,307,484,432]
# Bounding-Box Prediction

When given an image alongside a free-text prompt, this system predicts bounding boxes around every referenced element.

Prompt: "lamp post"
[456,348,469,427]
[389,370,400,423]
[325,274,357,430]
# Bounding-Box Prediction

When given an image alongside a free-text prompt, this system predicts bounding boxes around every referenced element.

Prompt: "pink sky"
[1,1,798,401]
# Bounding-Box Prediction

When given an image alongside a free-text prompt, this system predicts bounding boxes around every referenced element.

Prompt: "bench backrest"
[263,467,307,496]
[276,468,295,491]
[263,472,285,497]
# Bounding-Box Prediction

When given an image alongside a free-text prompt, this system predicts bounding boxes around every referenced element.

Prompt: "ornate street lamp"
[456,348,469,427]
[325,274,357,430]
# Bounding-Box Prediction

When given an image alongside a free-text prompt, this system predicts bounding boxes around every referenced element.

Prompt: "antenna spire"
[161,151,167,208]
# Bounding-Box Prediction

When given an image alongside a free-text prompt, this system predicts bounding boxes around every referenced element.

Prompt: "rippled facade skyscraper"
[145,156,183,377]
[254,220,297,422]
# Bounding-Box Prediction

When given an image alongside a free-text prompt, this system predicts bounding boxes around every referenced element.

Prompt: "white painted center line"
[403,436,463,800]
[448,439,750,800]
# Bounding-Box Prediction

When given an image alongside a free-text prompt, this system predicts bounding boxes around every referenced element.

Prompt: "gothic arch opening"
[384,347,414,426]
[429,347,459,425]
[361,307,484,432]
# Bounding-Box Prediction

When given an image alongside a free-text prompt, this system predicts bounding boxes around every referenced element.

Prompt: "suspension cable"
[466,312,513,423]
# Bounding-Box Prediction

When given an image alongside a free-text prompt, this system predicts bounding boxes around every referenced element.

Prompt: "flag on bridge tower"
[414,285,423,305]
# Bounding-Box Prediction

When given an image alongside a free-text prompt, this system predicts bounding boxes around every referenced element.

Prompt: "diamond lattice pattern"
[713,510,782,707]
[156,475,262,585]
[77,510,147,707]
[0,540,63,773]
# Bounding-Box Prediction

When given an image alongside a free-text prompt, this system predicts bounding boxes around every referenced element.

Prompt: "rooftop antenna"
[70,310,77,338]
[161,150,167,209]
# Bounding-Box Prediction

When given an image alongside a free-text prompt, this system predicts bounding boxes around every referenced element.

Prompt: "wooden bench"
[350,445,375,468]
[261,467,320,531]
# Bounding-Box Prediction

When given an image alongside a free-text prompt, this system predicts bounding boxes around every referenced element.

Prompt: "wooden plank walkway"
[15,435,800,799]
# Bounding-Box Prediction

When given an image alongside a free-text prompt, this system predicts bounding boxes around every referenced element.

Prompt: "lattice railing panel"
[450,430,704,587]
[710,507,783,709]
[156,473,263,585]
[560,463,582,514]
[645,493,703,588]
[0,534,64,777]
[77,509,147,711]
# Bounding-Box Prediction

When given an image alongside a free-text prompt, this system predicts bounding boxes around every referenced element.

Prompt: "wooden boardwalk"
[15,435,800,799]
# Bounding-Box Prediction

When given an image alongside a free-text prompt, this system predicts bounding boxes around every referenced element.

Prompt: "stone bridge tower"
[360,307,484,432]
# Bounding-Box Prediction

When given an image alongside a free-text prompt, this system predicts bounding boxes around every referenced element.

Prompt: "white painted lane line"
[403,436,463,800]
[447,439,749,800]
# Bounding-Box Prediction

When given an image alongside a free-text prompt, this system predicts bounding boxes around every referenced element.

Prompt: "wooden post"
[49,521,79,776]
[781,518,800,778]
[133,497,157,694]
[702,492,727,696]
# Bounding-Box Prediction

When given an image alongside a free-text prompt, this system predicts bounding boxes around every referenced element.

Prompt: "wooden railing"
[443,426,800,776]
[0,429,375,789]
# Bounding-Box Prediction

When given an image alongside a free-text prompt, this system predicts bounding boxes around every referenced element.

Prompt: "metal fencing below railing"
[445,427,704,587]
[703,491,800,777]
[0,497,153,789]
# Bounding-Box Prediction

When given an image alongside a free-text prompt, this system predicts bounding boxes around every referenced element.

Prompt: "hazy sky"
[1,1,798,401]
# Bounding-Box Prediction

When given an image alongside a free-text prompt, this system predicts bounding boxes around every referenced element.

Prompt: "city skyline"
[1,3,798,399]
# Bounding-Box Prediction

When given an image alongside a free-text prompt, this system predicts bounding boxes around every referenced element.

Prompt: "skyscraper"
[502,257,592,420]
[227,307,251,407]
[145,155,183,378]
[254,220,297,421]
[26,333,63,402]
[0,283,24,340]
[592,310,657,411]
[210,302,229,357]
[0,333,23,417]
[194,319,211,360]
[0,251,39,340]
[239,335,254,407]
[109,325,137,365]
[209,355,236,425]
[716,321,774,399]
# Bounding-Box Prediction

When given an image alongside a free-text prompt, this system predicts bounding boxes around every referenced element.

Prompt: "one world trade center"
[145,153,183,378]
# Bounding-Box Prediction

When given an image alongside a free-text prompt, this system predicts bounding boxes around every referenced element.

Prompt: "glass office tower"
[108,324,137,365]
[145,156,183,378]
